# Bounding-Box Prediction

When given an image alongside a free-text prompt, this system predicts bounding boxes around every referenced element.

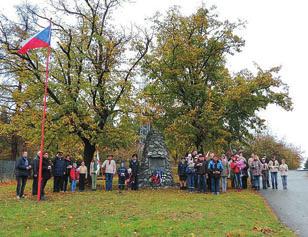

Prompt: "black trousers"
[79,174,86,191]
[53,176,64,192]
[207,174,212,191]
[32,177,38,195]
[16,176,28,197]
[131,175,138,190]
[41,178,49,197]
[242,176,248,189]
[63,175,70,192]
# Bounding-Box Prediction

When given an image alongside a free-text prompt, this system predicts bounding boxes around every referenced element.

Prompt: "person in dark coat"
[15,151,32,199]
[32,151,40,196]
[195,154,207,193]
[40,152,52,200]
[129,154,139,190]
[63,155,73,192]
[177,157,187,190]
[53,152,66,192]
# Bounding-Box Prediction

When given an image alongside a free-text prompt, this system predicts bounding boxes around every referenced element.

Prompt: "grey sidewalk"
[261,170,308,237]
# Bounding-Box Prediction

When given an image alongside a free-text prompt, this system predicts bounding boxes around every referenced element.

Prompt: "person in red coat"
[70,163,79,192]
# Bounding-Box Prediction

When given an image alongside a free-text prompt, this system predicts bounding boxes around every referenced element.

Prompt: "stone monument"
[139,129,173,187]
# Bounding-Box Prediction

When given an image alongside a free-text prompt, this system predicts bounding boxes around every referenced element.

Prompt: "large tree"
[141,7,292,153]
[0,0,151,165]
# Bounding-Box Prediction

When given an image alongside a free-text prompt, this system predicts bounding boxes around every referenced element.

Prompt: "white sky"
[2,0,308,158]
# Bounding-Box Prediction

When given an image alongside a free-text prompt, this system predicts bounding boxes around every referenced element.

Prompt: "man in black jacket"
[32,151,40,196]
[195,155,207,193]
[15,151,32,199]
[53,152,66,192]
[63,155,72,192]
[129,154,139,190]
[40,152,52,200]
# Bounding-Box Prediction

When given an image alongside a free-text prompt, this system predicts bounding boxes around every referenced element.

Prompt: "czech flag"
[18,26,51,54]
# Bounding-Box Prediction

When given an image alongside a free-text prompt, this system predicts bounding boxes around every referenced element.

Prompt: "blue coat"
[53,157,66,177]
[208,160,223,178]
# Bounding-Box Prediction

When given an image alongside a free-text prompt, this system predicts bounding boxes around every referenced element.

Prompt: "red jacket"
[70,168,79,180]
[230,161,240,174]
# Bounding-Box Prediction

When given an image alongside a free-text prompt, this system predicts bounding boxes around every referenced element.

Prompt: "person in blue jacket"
[208,155,223,195]
[15,150,32,199]
[53,151,66,192]
[118,161,128,192]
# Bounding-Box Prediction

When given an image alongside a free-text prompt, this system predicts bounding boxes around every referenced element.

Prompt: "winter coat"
[70,167,79,181]
[208,160,223,178]
[268,160,279,173]
[53,156,66,177]
[42,158,52,180]
[221,158,229,177]
[90,160,100,175]
[64,159,73,176]
[195,160,207,175]
[230,161,240,174]
[279,164,288,176]
[186,162,195,174]
[15,157,31,177]
[102,160,116,174]
[177,162,187,176]
[118,166,128,179]
[251,160,262,176]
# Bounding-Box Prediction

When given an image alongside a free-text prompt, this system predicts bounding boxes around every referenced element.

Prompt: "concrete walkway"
[261,170,308,237]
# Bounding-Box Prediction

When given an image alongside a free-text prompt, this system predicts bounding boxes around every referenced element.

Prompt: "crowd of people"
[177,151,289,194]
[15,151,139,200]
[14,149,289,200]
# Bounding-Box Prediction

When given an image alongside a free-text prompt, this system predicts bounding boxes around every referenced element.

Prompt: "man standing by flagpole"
[18,20,52,201]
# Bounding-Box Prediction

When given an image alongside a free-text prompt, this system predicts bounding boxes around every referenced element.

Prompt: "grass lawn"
[0,181,295,237]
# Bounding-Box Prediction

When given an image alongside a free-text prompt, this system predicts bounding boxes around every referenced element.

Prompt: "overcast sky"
[2,0,308,159]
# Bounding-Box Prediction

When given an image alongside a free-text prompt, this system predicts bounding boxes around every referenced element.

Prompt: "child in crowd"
[70,163,79,192]
[118,161,128,192]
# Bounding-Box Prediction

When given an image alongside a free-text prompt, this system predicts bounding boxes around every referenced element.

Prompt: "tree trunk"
[83,139,96,168]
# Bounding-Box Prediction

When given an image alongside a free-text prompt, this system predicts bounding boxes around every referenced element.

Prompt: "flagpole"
[37,19,52,202]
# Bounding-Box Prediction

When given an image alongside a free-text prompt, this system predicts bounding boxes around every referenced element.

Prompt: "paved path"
[261,170,308,237]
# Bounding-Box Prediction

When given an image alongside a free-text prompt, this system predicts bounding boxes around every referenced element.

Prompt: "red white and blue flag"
[18,26,51,54]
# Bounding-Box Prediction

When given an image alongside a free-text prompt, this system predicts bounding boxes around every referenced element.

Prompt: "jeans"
[91,173,97,190]
[249,170,254,188]
[253,175,260,190]
[281,175,287,189]
[234,173,242,189]
[118,177,126,190]
[211,177,220,194]
[105,173,113,191]
[197,174,206,192]
[271,172,278,189]
[71,180,76,192]
[187,174,195,192]
[221,176,227,192]
[16,176,28,197]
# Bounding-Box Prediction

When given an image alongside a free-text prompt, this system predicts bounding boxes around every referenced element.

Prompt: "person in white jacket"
[90,157,100,191]
[279,159,288,190]
[268,155,279,190]
[102,155,116,191]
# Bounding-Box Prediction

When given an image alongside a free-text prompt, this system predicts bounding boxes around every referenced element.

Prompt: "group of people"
[14,149,289,200]
[15,150,140,200]
[177,151,289,194]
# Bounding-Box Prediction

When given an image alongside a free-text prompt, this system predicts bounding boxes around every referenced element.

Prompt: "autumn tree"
[244,134,303,169]
[0,0,151,165]
[141,7,292,154]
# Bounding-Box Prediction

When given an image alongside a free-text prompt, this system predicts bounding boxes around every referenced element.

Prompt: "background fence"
[0,160,15,182]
